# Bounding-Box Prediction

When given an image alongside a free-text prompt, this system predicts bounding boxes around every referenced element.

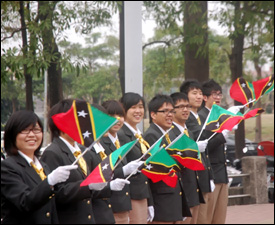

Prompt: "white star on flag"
[83,130,91,139]
[146,164,153,170]
[102,164,109,171]
[216,122,220,128]
[78,110,88,118]
[268,82,272,86]
[241,83,246,88]
[177,151,182,156]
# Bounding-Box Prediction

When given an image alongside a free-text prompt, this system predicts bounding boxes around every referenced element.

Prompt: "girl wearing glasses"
[1,110,76,224]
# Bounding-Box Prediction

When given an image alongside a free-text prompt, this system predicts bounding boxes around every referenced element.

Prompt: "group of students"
[1,79,243,224]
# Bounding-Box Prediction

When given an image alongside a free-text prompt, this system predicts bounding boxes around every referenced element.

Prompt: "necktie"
[30,162,47,181]
[99,151,107,160]
[184,129,190,137]
[165,133,171,144]
[73,151,87,176]
[115,139,121,149]
[135,133,150,154]
[197,117,201,125]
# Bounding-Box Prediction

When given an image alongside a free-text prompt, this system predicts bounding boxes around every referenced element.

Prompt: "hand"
[88,182,108,191]
[222,130,230,139]
[210,179,216,192]
[123,160,144,176]
[47,165,78,186]
[197,140,208,153]
[232,124,239,131]
[227,105,244,114]
[110,178,130,191]
[147,206,155,222]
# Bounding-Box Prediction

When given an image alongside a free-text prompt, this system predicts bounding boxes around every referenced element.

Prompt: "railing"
[228,173,251,200]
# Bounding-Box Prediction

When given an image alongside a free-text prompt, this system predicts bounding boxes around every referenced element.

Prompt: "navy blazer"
[143,123,192,221]
[199,107,229,184]
[1,154,58,224]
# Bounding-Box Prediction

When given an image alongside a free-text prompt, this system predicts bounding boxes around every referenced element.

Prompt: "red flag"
[252,75,274,100]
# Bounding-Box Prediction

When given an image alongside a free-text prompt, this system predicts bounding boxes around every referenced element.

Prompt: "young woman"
[1,110,76,224]
[118,93,154,224]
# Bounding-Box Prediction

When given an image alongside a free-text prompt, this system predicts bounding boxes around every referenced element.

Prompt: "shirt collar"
[124,121,142,136]
[190,110,199,119]
[108,133,118,145]
[94,142,105,154]
[59,136,81,155]
[153,123,167,135]
[18,150,42,169]
[173,122,187,133]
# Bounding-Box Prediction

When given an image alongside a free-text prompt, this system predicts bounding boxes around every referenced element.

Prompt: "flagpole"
[136,126,174,162]
[196,107,213,142]
[165,131,185,150]
[112,139,139,171]
[72,118,119,165]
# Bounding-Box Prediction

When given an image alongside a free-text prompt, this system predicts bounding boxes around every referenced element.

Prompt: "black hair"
[48,99,74,140]
[4,110,43,156]
[91,103,108,114]
[179,80,203,95]
[170,92,189,105]
[119,92,145,113]
[201,79,222,96]
[148,94,174,123]
[102,100,125,117]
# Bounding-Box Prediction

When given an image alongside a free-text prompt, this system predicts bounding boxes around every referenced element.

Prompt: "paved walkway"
[225,203,274,224]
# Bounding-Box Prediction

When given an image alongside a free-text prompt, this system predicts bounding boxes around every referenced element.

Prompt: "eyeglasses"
[20,127,42,134]
[156,109,175,115]
[211,92,223,98]
[174,104,192,110]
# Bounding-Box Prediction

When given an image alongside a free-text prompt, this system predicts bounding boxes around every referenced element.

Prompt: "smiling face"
[109,115,125,135]
[151,102,174,131]
[16,123,43,159]
[187,88,203,112]
[174,99,191,125]
[125,100,144,129]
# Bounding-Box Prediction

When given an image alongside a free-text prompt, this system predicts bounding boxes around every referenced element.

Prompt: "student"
[143,94,191,223]
[180,80,213,224]
[1,110,76,224]
[170,92,205,224]
[41,99,129,224]
[118,92,154,224]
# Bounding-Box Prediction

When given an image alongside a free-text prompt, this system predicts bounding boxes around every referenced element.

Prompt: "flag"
[141,146,181,188]
[253,75,274,100]
[80,140,137,186]
[52,100,118,147]
[244,108,265,120]
[166,134,205,171]
[205,104,244,133]
[230,77,256,108]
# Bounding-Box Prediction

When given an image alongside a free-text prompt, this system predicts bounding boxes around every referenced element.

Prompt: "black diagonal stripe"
[100,156,114,182]
[75,100,94,147]
[238,78,254,107]
[261,75,274,95]
[167,149,200,160]
[142,162,174,175]
[205,114,232,131]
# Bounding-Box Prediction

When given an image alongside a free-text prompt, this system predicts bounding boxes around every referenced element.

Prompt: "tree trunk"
[38,1,63,108]
[19,1,34,111]
[118,2,125,95]
[254,59,262,142]
[184,1,209,82]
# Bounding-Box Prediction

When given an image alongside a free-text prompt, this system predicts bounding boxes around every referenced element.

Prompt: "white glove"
[197,140,208,153]
[123,160,144,176]
[110,178,130,191]
[227,105,244,114]
[88,182,108,191]
[232,124,239,131]
[222,130,230,139]
[210,179,216,192]
[147,206,155,222]
[47,165,78,186]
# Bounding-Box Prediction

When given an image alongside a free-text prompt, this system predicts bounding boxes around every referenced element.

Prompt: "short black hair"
[48,99,74,140]
[148,94,174,123]
[179,80,202,95]
[170,92,189,105]
[4,110,43,156]
[120,92,145,113]
[102,100,125,117]
[202,79,222,96]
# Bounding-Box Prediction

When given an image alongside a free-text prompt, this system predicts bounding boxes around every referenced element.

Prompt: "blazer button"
[145,181,148,184]
[46,212,50,217]
[108,204,112,208]
[197,189,199,192]
[197,176,199,180]
[208,167,211,170]
[225,162,227,166]
[179,178,182,181]
[126,192,129,196]
[179,192,182,196]
[206,155,209,158]
[87,200,91,204]
[88,215,92,220]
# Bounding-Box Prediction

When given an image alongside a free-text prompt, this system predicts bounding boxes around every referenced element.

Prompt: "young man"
[170,92,205,224]
[143,94,191,224]
[198,79,230,224]
[180,80,214,224]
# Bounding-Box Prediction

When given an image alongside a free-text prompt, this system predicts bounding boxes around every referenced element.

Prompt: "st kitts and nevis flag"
[205,104,264,133]
[80,140,137,186]
[166,134,205,171]
[140,140,181,188]
[230,77,256,108]
[252,74,274,100]
[52,100,118,147]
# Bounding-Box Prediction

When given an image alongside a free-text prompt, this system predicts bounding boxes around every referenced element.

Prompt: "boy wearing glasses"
[170,92,205,224]
[143,94,191,223]
[198,79,229,224]
[180,80,214,224]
